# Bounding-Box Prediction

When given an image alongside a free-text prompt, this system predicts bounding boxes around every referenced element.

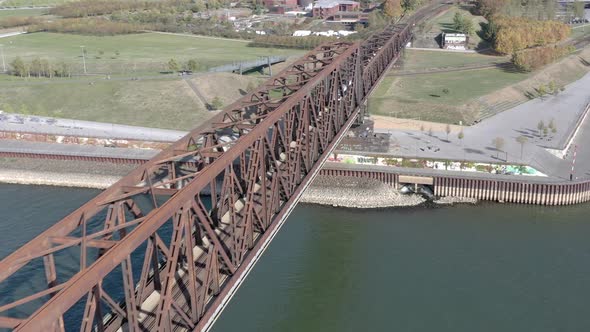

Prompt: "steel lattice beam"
[0,3,447,331]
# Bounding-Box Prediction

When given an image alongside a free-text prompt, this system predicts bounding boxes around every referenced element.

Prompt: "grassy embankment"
[0,0,74,7]
[0,9,46,17]
[0,32,302,129]
[0,32,301,74]
[370,46,590,125]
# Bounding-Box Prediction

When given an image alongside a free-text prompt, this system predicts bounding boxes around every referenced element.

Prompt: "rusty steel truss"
[0,14,422,332]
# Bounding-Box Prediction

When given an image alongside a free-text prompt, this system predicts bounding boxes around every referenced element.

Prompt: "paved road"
[0,139,157,160]
[374,72,590,180]
[0,112,186,142]
[0,31,26,39]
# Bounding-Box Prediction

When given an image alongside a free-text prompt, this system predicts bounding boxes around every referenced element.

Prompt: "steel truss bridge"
[0,5,443,331]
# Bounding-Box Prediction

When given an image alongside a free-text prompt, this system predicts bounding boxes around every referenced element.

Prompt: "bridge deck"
[0,3,450,332]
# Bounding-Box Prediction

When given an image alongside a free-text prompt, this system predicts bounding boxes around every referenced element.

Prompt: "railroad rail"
[0,3,445,331]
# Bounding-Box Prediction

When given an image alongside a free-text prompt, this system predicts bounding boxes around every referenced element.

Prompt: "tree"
[548,80,557,94]
[537,120,545,135]
[384,0,402,19]
[573,0,585,19]
[543,127,548,137]
[420,124,425,133]
[476,0,509,18]
[492,137,505,158]
[548,118,555,130]
[453,12,474,35]
[10,57,27,77]
[445,123,451,141]
[516,135,528,159]
[401,0,418,11]
[186,59,199,72]
[211,96,223,110]
[167,58,179,72]
[30,57,42,78]
[458,130,464,145]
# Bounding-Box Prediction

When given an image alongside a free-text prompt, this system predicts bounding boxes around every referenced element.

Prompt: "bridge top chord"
[0,3,447,331]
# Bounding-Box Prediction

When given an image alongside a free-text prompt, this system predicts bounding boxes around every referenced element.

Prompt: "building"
[263,0,298,9]
[312,0,360,19]
[442,33,468,50]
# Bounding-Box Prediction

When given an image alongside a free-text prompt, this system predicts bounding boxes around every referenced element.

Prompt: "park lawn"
[1,32,303,75]
[0,0,75,7]
[370,67,530,124]
[0,78,214,130]
[572,25,590,39]
[0,9,46,17]
[401,49,506,71]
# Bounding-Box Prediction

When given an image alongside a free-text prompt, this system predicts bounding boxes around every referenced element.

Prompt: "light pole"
[0,44,6,73]
[80,46,87,74]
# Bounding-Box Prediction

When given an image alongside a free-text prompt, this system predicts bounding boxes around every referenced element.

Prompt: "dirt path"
[143,30,251,43]
[371,115,463,133]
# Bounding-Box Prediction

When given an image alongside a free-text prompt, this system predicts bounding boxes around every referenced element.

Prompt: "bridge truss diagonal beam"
[0,3,447,331]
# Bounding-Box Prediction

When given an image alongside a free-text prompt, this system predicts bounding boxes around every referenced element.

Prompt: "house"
[442,33,468,50]
[312,0,360,19]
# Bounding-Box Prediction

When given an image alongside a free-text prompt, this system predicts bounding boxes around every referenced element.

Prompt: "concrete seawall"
[320,164,590,206]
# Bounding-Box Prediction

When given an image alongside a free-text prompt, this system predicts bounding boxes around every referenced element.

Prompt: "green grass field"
[572,25,590,39]
[400,49,506,71]
[370,49,530,124]
[0,32,303,75]
[0,8,46,17]
[0,77,214,130]
[0,0,74,7]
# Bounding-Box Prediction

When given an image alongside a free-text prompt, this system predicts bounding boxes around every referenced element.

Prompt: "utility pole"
[0,44,6,73]
[80,46,87,74]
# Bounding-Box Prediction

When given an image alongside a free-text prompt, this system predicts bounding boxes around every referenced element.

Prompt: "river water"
[1,184,590,331]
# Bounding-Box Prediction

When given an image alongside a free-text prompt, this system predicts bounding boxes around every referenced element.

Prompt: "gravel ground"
[0,157,136,188]
[301,176,426,208]
[0,157,137,176]
[434,196,478,205]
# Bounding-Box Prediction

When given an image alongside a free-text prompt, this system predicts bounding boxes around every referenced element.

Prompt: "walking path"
[142,30,251,43]
[0,31,25,39]
[0,112,185,142]
[370,72,590,181]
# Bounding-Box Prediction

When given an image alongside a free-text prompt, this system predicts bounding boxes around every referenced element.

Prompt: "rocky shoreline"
[0,158,477,208]
[0,157,134,189]
[300,176,426,208]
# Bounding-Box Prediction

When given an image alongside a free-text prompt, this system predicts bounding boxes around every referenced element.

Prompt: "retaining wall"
[319,167,590,206]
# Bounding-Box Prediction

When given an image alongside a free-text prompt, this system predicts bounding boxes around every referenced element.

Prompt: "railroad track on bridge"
[0,3,448,331]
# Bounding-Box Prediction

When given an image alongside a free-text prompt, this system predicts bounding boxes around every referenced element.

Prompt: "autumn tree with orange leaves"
[384,0,402,19]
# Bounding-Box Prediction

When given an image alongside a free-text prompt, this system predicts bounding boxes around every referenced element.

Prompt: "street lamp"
[80,46,87,74]
[0,44,6,73]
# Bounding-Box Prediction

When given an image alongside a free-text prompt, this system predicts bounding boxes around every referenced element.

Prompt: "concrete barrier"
[319,166,590,206]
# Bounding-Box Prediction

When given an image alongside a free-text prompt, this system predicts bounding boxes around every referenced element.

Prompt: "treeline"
[50,0,189,18]
[475,0,573,72]
[29,18,145,36]
[476,0,558,21]
[0,16,43,29]
[49,0,230,18]
[512,46,573,71]
[9,57,72,78]
[492,17,571,55]
[249,35,337,50]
